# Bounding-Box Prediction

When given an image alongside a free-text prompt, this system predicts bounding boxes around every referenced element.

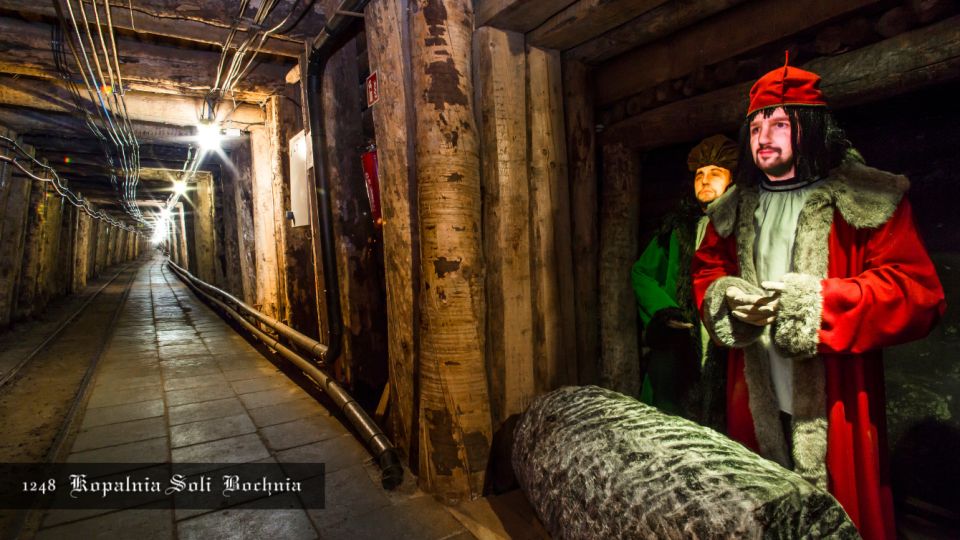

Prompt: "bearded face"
[694,165,732,204]
[749,107,796,181]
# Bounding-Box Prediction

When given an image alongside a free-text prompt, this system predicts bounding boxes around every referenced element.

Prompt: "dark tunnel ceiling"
[0,0,321,221]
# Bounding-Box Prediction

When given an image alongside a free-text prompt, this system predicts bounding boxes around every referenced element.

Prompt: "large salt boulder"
[512,385,858,539]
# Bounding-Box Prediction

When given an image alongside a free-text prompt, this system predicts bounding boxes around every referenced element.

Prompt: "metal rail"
[165,259,403,489]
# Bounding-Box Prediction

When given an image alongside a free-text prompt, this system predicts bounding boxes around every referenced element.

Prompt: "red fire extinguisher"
[360,141,382,228]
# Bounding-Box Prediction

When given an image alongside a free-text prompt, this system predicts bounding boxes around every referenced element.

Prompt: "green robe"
[631,204,725,429]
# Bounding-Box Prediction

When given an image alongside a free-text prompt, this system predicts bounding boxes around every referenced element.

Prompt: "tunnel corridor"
[0,255,481,539]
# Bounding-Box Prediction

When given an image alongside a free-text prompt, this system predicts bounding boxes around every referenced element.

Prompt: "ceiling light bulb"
[173,180,187,196]
[196,121,222,151]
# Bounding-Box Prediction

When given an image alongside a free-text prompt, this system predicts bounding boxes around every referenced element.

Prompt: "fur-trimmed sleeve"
[818,199,945,354]
[693,222,764,348]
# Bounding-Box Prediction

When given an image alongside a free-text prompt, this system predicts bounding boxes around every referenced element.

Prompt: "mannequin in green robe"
[632,135,737,429]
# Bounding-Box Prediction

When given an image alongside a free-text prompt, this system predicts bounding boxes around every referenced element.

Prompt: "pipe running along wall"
[166,259,403,488]
[300,0,372,367]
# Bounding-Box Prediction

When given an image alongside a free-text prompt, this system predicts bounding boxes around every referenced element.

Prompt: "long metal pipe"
[166,259,402,488]
[300,0,371,368]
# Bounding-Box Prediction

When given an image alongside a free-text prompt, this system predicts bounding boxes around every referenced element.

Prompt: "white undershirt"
[754,184,816,414]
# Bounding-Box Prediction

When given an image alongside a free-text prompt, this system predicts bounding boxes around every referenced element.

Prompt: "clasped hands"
[725,281,785,326]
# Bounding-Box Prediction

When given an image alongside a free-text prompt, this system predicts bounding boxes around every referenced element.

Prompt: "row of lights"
[152,120,244,245]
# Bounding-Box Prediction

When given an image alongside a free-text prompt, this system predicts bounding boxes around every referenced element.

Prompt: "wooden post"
[56,204,76,295]
[275,85,321,340]
[563,59,599,385]
[250,121,284,318]
[177,204,189,269]
[0,131,32,327]
[526,44,577,392]
[322,37,388,392]
[193,173,216,283]
[37,184,63,307]
[599,143,641,397]
[410,0,492,501]
[365,0,420,463]
[73,211,91,291]
[230,139,258,304]
[473,26,535,431]
[14,175,45,320]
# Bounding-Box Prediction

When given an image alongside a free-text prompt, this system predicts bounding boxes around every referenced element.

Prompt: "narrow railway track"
[0,260,141,539]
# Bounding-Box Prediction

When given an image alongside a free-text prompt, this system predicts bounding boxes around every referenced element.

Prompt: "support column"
[275,85,320,339]
[563,59,600,386]
[37,184,63,307]
[0,131,32,327]
[250,121,284,318]
[177,203,189,270]
[473,26,535,431]
[14,175,45,320]
[410,0,491,501]
[230,139,258,304]
[194,174,216,283]
[599,143,641,397]
[73,211,91,290]
[527,44,577,392]
[322,37,388,397]
[365,0,420,463]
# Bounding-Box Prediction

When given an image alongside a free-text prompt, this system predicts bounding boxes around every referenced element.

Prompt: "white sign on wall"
[288,130,311,228]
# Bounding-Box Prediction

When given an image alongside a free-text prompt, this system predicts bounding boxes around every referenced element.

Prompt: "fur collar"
[706,157,910,238]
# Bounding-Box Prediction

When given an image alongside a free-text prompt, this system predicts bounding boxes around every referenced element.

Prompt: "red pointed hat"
[747,52,827,116]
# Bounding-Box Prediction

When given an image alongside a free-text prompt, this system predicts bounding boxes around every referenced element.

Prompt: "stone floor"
[31,257,476,540]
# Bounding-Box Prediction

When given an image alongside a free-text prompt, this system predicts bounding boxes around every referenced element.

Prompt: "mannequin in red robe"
[692,60,945,540]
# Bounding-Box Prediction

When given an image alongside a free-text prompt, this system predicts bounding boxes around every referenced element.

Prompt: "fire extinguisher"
[359,141,382,228]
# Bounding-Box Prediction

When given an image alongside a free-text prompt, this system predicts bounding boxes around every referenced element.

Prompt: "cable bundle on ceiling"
[52,0,143,225]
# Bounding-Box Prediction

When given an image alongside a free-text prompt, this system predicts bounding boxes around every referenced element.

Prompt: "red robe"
[692,160,945,540]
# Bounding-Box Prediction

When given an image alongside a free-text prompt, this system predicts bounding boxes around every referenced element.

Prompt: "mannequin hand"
[725,286,779,326]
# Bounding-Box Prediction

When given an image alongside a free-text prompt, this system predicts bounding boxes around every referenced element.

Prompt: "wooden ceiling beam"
[0,75,264,128]
[594,0,881,106]
[564,0,746,65]
[0,0,322,58]
[526,0,668,51]
[602,16,960,150]
[474,0,577,33]
[0,15,290,101]
[0,106,194,142]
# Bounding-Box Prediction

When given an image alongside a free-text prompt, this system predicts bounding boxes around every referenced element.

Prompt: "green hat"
[687,134,739,173]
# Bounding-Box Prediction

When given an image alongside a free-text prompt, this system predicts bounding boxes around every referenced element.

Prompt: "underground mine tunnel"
[0,1,958,539]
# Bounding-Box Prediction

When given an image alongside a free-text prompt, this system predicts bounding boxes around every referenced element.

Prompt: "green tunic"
[631,210,723,428]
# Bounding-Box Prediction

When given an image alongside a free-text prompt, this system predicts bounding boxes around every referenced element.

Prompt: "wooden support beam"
[598,143,641,397]
[322,37,388,394]
[36,186,64,309]
[475,0,576,33]
[526,45,577,392]
[365,0,419,463]
[193,174,216,283]
[72,211,92,291]
[0,16,291,100]
[0,131,34,327]
[595,0,881,106]
[565,0,746,64]
[0,0,310,58]
[15,177,46,319]
[0,75,264,128]
[0,106,194,142]
[250,121,283,319]
[604,15,960,149]
[473,26,535,430]
[410,0,492,501]
[563,59,599,386]
[527,0,667,51]
[231,139,257,304]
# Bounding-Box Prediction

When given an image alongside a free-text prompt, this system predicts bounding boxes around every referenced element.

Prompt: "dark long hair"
[736,106,853,185]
